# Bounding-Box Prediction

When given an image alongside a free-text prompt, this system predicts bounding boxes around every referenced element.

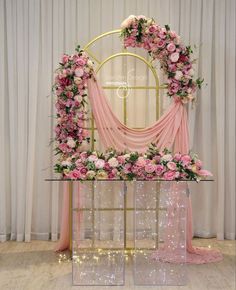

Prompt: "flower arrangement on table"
[54,144,212,181]
[120,15,204,104]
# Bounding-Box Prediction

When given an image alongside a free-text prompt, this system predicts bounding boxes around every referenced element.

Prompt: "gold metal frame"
[69,30,165,252]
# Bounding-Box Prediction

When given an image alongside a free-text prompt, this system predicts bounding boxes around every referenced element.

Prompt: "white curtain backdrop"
[0,0,235,242]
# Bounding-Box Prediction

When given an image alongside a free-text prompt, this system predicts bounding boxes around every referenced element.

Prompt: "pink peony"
[169,52,180,62]
[181,155,191,166]
[163,170,176,180]
[167,43,176,52]
[167,161,177,171]
[95,159,105,169]
[145,163,156,174]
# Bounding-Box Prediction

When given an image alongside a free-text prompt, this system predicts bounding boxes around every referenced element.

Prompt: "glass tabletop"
[45,178,214,182]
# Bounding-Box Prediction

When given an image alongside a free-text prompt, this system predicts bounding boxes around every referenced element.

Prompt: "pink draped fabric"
[56,76,223,264]
[87,77,189,153]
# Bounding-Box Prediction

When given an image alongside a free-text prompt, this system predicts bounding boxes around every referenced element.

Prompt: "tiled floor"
[0,238,235,290]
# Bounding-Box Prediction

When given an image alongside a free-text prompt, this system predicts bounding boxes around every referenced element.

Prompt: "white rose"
[161,154,173,162]
[84,67,91,73]
[74,77,82,85]
[124,154,130,159]
[121,15,135,29]
[188,68,194,76]
[86,170,96,179]
[88,154,98,162]
[174,71,183,81]
[74,95,83,102]
[67,137,76,148]
[108,157,119,168]
[87,60,94,67]
[61,160,72,167]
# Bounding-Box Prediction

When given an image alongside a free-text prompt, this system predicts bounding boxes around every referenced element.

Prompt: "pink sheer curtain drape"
[55,76,223,264]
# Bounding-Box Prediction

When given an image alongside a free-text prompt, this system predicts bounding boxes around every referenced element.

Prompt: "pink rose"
[136,157,147,167]
[163,170,176,180]
[76,58,86,66]
[108,172,115,179]
[181,155,191,166]
[117,155,126,164]
[124,163,132,174]
[195,159,203,168]
[62,54,69,64]
[157,40,166,48]
[145,163,156,174]
[104,162,111,171]
[124,36,136,47]
[155,164,165,176]
[88,154,98,162]
[169,81,180,94]
[173,153,182,161]
[167,43,176,52]
[149,25,157,33]
[80,167,88,175]
[167,161,177,171]
[169,31,177,38]
[95,159,105,169]
[168,64,177,72]
[68,170,81,179]
[170,52,180,62]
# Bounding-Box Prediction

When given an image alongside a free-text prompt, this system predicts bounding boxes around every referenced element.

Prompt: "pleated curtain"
[0,0,235,242]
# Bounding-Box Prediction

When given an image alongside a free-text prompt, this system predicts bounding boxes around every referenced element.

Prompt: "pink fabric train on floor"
[55,75,223,264]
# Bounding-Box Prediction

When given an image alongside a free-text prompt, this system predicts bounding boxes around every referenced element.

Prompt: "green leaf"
[165,24,170,31]
[75,45,81,53]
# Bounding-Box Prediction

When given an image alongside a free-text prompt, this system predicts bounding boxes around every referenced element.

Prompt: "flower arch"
[53,16,210,181]
[121,15,203,104]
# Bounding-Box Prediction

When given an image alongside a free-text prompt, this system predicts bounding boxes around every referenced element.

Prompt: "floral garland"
[53,17,211,181]
[53,46,94,157]
[55,144,212,181]
[120,15,203,104]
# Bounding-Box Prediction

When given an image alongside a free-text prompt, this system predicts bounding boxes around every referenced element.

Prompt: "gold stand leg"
[68,181,73,253]
[155,181,160,249]
[124,181,127,249]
